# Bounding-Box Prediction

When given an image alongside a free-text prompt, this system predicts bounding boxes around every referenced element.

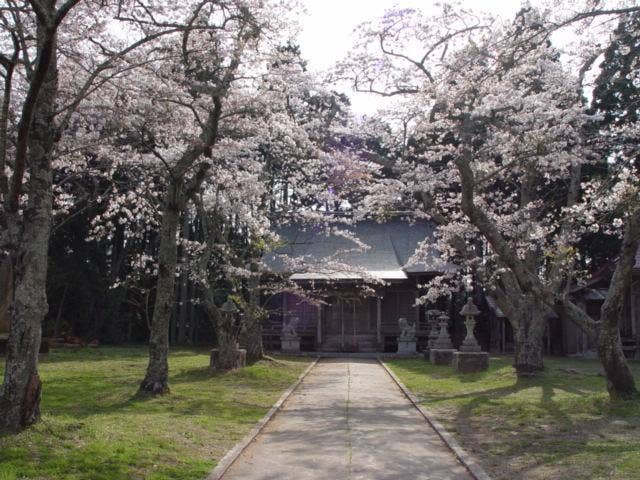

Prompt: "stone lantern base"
[281,337,300,353]
[210,348,247,371]
[429,348,456,365]
[452,351,488,373]
[397,339,417,356]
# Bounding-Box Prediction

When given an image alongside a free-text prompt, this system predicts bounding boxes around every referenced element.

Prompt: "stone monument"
[281,316,301,353]
[397,317,417,355]
[429,313,456,365]
[452,297,489,373]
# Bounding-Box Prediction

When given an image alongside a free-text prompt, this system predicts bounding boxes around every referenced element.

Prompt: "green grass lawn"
[386,356,640,480]
[0,347,310,480]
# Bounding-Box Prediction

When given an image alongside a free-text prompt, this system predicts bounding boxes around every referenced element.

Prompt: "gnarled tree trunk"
[139,184,181,395]
[494,280,546,376]
[244,315,264,363]
[0,25,58,429]
[0,256,12,337]
[244,262,263,363]
[596,211,639,398]
[512,309,546,376]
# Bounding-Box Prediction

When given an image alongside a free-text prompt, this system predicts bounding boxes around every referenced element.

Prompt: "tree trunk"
[596,211,639,398]
[494,282,546,377]
[177,214,190,345]
[244,313,264,363]
[0,257,12,336]
[139,183,182,395]
[597,320,636,398]
[0,249,44,431]
[244,263,263,363]
[0,25,58,429]
[513,308,546,377]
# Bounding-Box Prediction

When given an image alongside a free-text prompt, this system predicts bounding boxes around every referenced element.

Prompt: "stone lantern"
[220,298,239,326]
[210,297,247,371]
[429,313,456,365]
[452,297,488,372]
[459,297,481,352]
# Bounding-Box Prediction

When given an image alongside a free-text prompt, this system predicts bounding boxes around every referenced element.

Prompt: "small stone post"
[453,297,488,372]
[429,314,456,365]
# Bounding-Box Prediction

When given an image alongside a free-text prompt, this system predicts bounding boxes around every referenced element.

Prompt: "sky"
[296,0,528,115]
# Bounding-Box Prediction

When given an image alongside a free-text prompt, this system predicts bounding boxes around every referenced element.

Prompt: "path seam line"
[345,362,353,479]
[377,358,493,480]
[205,357,320,480]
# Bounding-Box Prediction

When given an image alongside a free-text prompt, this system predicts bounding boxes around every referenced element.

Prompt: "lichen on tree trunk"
[513,318,545,377]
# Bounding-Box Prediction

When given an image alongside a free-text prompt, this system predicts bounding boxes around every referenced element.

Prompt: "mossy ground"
[0,347,309,480]
[386,356,640,480]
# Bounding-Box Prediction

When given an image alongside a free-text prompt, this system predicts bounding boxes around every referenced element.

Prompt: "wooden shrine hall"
[262,217,454,353]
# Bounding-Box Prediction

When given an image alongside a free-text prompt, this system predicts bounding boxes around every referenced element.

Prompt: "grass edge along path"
[386,355,640,480]
[0,347,310,480]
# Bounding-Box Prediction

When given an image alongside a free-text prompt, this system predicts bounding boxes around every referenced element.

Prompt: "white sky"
[296,0,528,115]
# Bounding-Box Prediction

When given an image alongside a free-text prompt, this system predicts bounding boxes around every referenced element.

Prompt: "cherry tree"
[340,2,640,397]
[0,0,267,429]
[0,0,96,432]
[81,0,316,392]
[182,49,370,365]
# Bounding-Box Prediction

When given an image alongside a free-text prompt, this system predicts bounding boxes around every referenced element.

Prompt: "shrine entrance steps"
[320,334,377,353]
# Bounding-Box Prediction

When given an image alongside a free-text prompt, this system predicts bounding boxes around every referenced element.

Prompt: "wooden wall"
[263,282,425,350]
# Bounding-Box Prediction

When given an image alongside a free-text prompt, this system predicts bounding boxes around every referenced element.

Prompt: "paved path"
[221,358,473,480]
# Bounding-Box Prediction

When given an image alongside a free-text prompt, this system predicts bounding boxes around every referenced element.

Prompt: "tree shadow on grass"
[37,346,211,365]
[170,365,225,384]
[394,359,640,480]
[40,359,302,420]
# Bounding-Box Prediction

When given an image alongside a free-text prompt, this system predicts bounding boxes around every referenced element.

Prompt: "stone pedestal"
[452,351,489,373]
[429,316,455,364]
[397,339,417,356]
[281,337,300,353]
[430,348,455,365]
[210,348,247,371]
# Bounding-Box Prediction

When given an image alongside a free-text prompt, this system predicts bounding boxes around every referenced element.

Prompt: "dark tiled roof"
[264,218,454,280]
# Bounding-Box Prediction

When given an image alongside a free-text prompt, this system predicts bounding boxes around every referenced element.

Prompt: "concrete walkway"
[221,358,473,480]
